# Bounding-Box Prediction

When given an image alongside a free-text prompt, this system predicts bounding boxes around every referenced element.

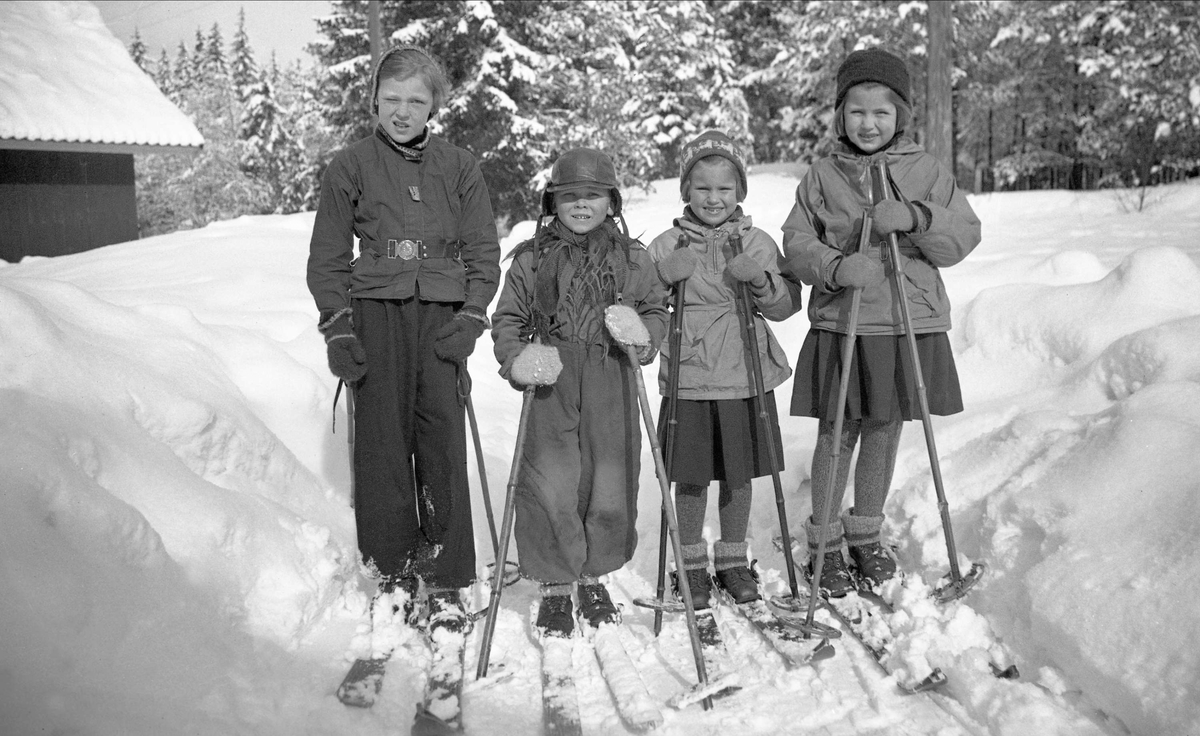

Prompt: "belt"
[377,239,462,260]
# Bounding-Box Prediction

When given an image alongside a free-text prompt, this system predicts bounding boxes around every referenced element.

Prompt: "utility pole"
[926,1,954,177]
[369,0,382,70]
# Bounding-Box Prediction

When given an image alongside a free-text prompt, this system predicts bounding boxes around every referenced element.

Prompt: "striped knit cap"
[678,130,748,201]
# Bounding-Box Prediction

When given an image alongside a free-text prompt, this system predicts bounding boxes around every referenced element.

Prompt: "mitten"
[319,308,368,382]
[433,306,489,362]
[833,253,885,289]
[871,200,915,236]
[509,343,563,388]
[725,252,768,288]
[657,247,701,284]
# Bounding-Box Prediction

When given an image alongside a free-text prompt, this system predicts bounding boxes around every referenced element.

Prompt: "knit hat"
[678,130,748,201]
[835,48,911,109]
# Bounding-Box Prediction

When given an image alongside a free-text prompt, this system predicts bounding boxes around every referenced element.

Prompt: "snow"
[0,1,203,149]
[2,169,1200,735]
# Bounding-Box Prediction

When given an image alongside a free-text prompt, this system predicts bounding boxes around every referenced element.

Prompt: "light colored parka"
[781,137,980,335]
[647,211,802,401]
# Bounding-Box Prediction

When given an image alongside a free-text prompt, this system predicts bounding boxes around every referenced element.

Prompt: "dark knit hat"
[836,48,911,108]
[678,130,748,201]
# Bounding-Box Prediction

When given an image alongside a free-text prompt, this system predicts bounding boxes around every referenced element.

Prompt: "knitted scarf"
[375,124,430,162]
[513,218,634,343]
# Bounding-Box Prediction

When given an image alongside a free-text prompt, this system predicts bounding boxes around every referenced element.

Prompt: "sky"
[2,165,1199,735]
[96,0,332,65]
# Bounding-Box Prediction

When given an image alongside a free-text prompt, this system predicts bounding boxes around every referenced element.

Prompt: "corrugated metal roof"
[0,1,204,150]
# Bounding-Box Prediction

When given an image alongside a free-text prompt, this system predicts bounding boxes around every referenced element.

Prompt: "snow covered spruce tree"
[308,0,546,225]
[622,0,750,178]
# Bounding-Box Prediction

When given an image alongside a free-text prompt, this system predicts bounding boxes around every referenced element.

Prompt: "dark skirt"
[790,329,963,422]
[657,393,784,487]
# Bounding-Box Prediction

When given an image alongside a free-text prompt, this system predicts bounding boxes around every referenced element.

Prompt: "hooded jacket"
[491,218,668,380]
[648,210,801,401]
[307,128,501,315]
[780,137,980,335]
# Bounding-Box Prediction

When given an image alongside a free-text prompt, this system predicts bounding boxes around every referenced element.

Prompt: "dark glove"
[433,306,489,362]
[658,247,701,284]
[319,309,368,382]
[871,200,915,236]
[833,253,885,289]
[725,252,768,288]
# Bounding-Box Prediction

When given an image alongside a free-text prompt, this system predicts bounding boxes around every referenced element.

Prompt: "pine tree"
[204,22,229,78]
[128,28,149,74]
[240,76,308,213]
[154,48,175,99]
[174,40,193,94]
[230,8,259,102]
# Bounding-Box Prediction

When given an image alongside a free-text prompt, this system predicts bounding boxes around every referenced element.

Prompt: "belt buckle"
[388,239,421,260]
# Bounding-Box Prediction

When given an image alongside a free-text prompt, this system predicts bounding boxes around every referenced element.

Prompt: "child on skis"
[781,48,980,596]
[307,46,501,629]
[491,148,669,638]
[648,130,802,608]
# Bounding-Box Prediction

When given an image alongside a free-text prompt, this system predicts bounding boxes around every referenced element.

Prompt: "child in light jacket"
[648,131,802,608]
[781,48,980,596]
[491,148,669,638]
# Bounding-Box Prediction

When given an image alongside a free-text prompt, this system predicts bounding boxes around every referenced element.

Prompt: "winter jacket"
[307,128,501,315]
[647,210,801,401]
[492,220,668,379]
[780,137,980,335]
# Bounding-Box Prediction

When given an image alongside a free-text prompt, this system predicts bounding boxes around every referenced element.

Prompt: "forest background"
[126,0,1200,238]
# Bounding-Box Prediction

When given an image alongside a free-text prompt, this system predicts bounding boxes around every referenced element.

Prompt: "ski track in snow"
[4,179,1200,734]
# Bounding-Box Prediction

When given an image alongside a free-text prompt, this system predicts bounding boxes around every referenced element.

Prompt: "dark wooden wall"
[0,149,138,262]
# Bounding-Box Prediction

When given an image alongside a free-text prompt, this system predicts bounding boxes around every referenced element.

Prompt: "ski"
[530,602,583,736]
[336,653,393,707]
[591,622,664,733]
[718,589,837,669]
[411,620,469,735]
[633,592,742,708]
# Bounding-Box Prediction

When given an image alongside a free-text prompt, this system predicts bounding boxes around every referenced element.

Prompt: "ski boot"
[577,582,621,627]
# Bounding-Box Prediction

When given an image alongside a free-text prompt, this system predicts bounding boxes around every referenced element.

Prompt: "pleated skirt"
[790,329,963,422]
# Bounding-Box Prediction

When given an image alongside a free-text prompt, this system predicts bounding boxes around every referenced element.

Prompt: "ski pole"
[458,365,499,554]
[605,306,711,711]
[652,233,689,637]
[801,214,872,634]
[459,364,519,589]
[873,159,983,603]
[727,233,805,610]
[475,385,536,679]
[346,382,356,506]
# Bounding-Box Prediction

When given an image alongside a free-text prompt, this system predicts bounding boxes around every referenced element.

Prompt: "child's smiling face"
[843,83,897,154]
[686,159,739,226]
[555,187,612,235]
[376,75,433,145]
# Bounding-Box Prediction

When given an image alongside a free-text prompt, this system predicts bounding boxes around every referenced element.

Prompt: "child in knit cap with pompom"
[780,48,980,597]
[491,148,668,638]
[648,130,803,609]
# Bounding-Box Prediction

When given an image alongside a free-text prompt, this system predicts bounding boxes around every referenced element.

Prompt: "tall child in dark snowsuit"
[781,48,980,596]
[648,131,802,608]
[491,149,669,638]
[307,47,501,628]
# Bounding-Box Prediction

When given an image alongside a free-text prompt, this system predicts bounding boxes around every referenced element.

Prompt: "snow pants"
[351,297,475,588]
[514,342,642,584]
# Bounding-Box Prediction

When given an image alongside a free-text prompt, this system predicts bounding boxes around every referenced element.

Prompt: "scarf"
[375,124,430,162]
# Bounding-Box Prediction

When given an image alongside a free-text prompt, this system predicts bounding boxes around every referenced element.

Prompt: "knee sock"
[675,482,709,547]
[713,540,749,572]
[852,418,902,518]
[808,418,861,553]
[541,582,573,598]
[716,481,752,544]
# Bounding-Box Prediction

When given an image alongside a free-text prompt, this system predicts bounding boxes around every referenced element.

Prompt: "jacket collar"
[675,205,753,240]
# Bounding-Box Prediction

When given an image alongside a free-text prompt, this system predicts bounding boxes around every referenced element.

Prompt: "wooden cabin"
[0,1,203,263]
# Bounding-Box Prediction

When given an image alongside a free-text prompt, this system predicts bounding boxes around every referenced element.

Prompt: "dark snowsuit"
[307,127,501,587]
[491,219,668,584]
